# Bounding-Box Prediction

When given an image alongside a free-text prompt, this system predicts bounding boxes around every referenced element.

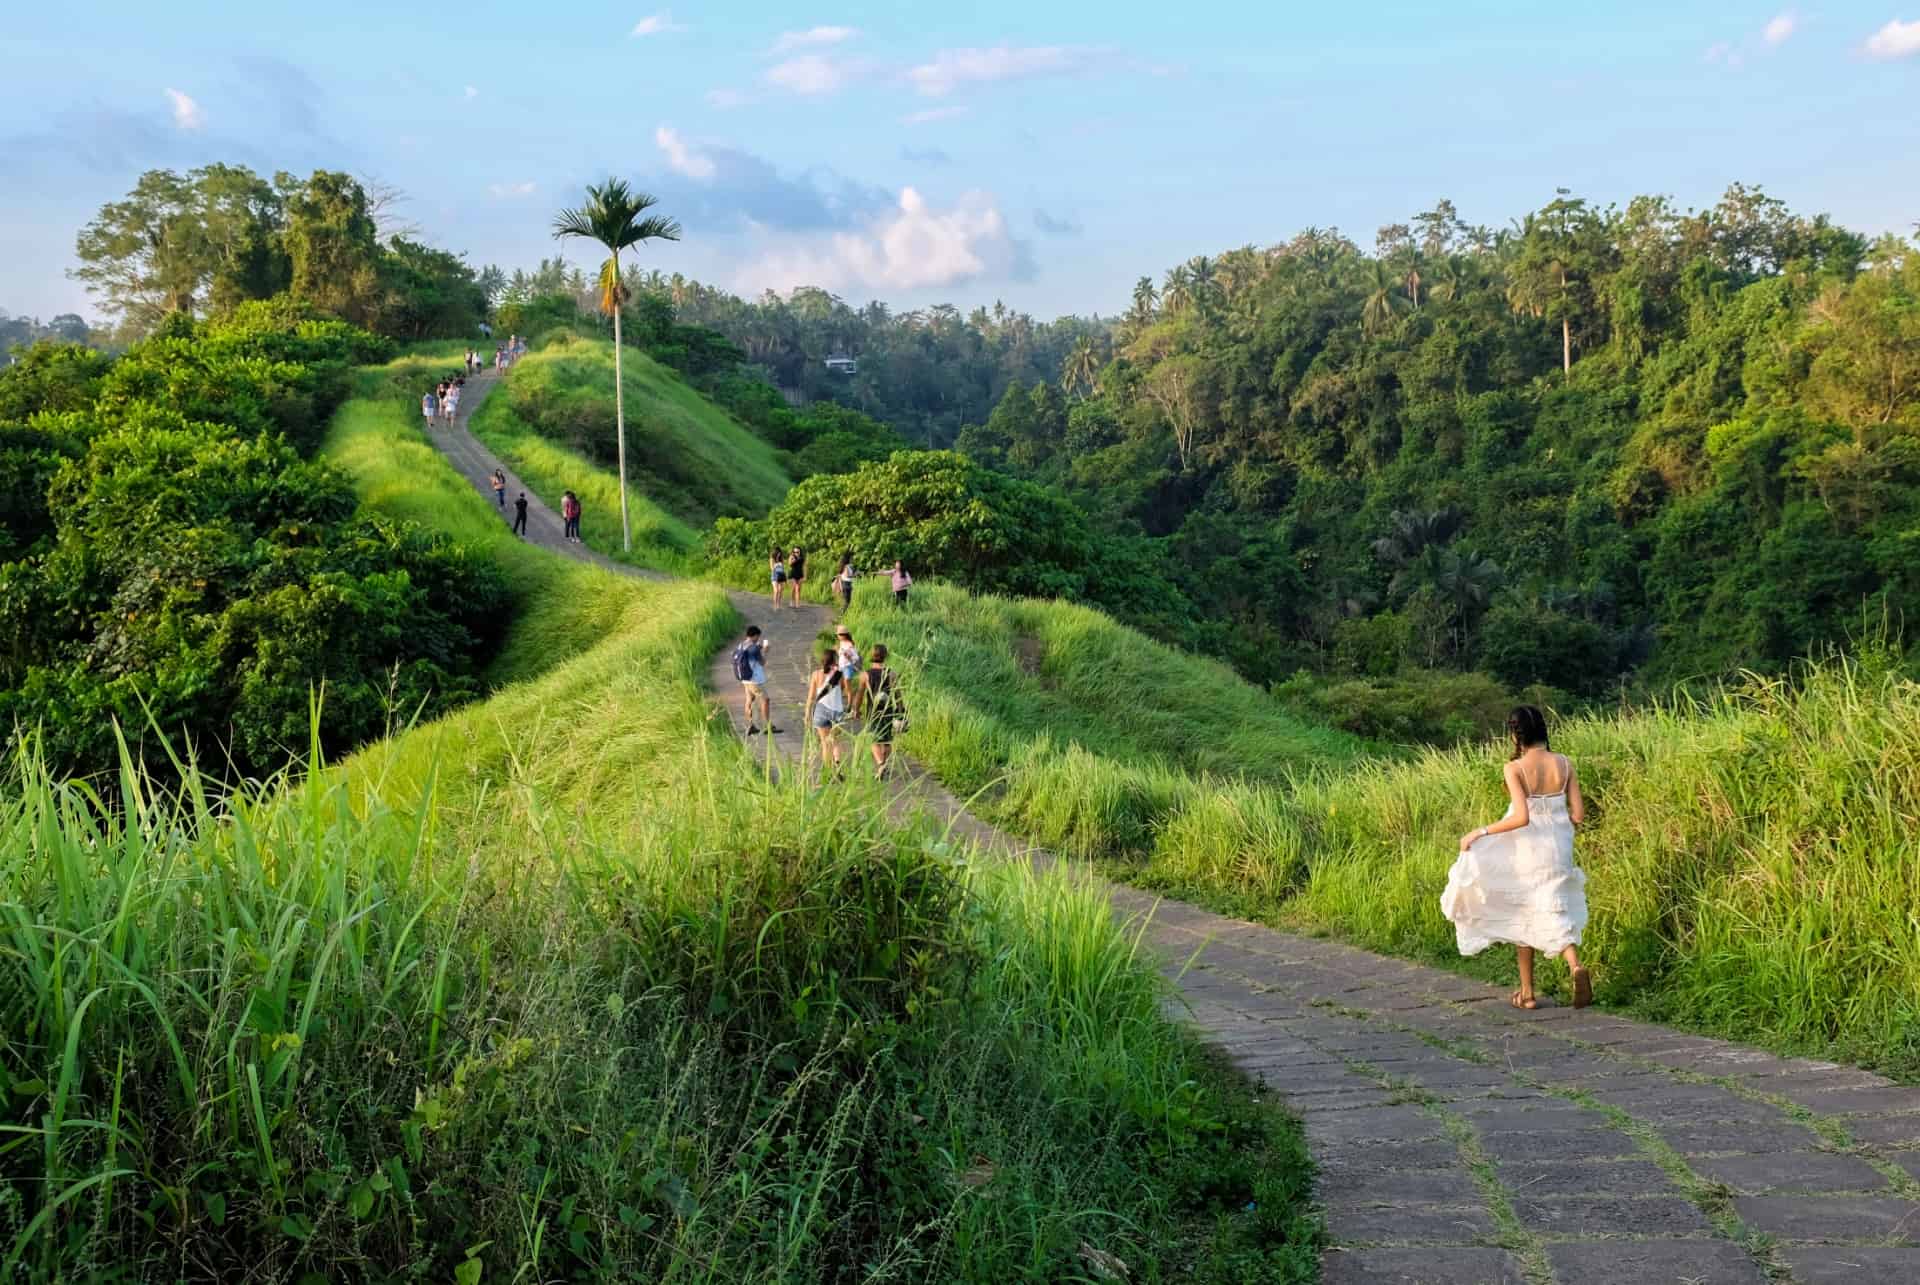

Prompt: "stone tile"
[1481,1126,1640,1164]
[1317,1137,1465,1170]
[1316,1166,1484,1206]
[1732,1195,1920,1244]
[1588,1087,1785,1125]
[1691,1151,1890,1194]
[1548,1239,1767,1284]
[1783,1246,1920,1283]
[1306,1105,1446,1145]
[1787,1086,1920,1117]
[1511,1193,1713,1238]
[1324,1204,1499,1246]
[1290,1091,1406,1115]
[1471,1104,1617,1135]
[1837,1114,1920,1149]
[1321,1246,1526,1284]
[1890,1153,1920,1183]
[1500,1158,1676,1200]
[1652,1120,1820,1156]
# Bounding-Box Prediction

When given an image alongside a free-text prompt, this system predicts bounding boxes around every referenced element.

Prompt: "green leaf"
[203,1191,226,1226]
[347,1180,376,1220]
[454,1258,483,1285]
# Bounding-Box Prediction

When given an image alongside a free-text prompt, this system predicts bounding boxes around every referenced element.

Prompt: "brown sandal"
[1570,967,1593,1009]
[1510,991,1538,1010]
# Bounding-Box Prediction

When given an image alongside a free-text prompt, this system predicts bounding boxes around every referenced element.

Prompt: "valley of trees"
[627,188,1920,719]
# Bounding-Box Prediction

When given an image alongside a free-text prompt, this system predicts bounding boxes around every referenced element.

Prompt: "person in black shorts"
[858,643,905,779]
[512,491,529,536]
[788,546,806,604]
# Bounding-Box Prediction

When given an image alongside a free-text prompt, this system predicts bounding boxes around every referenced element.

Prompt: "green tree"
[283,171,385,327]
[552,179,682,552]
[1061,336,1099,400]
[1506,192,1608,377]
[1360,261,1407,335]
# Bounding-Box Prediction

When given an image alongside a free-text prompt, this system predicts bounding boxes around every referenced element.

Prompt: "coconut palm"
[1361,261,1408,335]
[1061,336,1100,399]
[552,179,681,552]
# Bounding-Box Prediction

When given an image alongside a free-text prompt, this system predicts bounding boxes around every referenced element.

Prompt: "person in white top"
[421,390,436,428]
[1440,705,1592,1010]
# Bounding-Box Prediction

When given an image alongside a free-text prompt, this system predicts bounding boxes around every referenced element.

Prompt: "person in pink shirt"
[890,560,913,606]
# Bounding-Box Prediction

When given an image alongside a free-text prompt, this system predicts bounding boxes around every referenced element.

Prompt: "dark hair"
[871,643,889,663]
[1507,705,1549,759]
[819,650,838,674]
[745,625,761,637]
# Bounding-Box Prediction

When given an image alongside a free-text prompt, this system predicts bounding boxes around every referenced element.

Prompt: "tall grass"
[0,351,1319,1280]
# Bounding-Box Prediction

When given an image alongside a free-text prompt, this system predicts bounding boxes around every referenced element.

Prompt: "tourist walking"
[834,626,861,688]
[806,650,850,778]
[834,554,854,610]
[859,644,906,778]
[891,560,913,606]
[788,546,806,604]
[732,624,782,736]
[770,549,788,608]
[421,388,436,430]
[561,490,581,542]
[512,492,528,537]
[1440,706,1592,1010]
[491,469,507,509]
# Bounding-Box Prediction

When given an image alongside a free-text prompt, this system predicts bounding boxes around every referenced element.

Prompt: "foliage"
[0,311,500,781]
[70,167,488,340]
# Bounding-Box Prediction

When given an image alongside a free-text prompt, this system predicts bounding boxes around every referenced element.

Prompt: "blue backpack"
[732,643,757,682]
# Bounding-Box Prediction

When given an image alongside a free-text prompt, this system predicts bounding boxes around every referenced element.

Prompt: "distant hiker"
[891,560,913,606]
[834,554,854,610]
[788,546,806,603]
[491,469,507,509]
[806,649,849,777]
[512,491,528,536]
[834,625,861,689]
[859,643,905,778]
[770,549,788,609]
[479,320,493,338]
[421,389,436,429]
[733,624,782,736]
[1441,705,1593,1011]
[561,490,581,542]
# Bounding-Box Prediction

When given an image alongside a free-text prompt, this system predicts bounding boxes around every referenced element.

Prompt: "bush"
[1273,668,1564,746]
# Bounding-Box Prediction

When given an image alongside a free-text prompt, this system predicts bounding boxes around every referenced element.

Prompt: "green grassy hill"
[469,330,792,572]
[2,348,1315,1282]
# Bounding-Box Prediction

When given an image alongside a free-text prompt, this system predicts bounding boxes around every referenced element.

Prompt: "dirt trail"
[428,380,1920,1283]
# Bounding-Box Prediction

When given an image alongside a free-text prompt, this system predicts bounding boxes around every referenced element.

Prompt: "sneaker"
[745,724,760,736]
[769,725,785,734]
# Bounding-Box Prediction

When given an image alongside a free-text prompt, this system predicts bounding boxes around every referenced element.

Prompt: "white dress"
[1439,764,1587,956]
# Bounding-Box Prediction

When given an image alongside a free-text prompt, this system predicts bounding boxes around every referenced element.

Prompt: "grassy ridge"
[475,330,792,538]
[849,573,1920,1075]
[0,351,1317,1282]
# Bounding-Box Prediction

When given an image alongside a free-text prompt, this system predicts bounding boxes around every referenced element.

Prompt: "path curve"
[431,370,1920,1284]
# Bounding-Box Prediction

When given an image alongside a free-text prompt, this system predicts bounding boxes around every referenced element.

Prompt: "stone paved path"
[427,377,1920,1284]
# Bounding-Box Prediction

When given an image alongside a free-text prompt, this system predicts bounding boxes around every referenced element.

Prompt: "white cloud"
[488,181,538,198]
[906,45,1086,96]
[765,53,852,94]
[631,10,685,37]
[706,87,754,109]
[1864,17,1920,58]
[773,25,857,52]
[164,88,204,130]
[654,125,716,180]
[1762,12,1797,44]
[901,105,970,126]
[464,84,479,99]
[737,187,1022,293]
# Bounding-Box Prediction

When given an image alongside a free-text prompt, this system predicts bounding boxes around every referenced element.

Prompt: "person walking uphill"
[512,491,529,537]
[858,644,906,779]
[1440,705,1594,1010]
[491,469,507,510]
[732,624,782,736]
[561,490,581,543]
[806,649,851,780]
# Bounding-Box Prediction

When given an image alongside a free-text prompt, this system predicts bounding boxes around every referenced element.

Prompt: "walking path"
[432,372,1920,1284]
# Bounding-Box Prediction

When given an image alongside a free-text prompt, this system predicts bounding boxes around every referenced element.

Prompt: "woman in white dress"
[1440,706,1593,1010]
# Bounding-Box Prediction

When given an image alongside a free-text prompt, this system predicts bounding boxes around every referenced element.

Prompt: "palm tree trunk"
[1562,317,1571,377]
[611,250,631,552]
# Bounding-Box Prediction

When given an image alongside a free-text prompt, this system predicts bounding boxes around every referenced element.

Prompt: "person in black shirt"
[512,492,529,536]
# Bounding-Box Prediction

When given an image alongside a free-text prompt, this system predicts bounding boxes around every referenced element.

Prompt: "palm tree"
[1162,264,1194,315]
[1360,261,1407,335]
[552,179,681,553]
[1061,336,1100,399]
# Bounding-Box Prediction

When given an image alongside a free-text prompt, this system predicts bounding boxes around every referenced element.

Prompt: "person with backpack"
[733,624,781,736]
[561,490,581,542]
[491,469,507,509]
[512,491,529,537]
[806,649,850,778]
[858,643,906,778]
[890,560,913,606]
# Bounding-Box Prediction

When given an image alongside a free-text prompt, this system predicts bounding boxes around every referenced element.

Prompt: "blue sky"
[3,2,1918,323]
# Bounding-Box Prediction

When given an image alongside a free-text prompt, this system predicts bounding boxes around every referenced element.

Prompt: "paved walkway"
[429,374,1920,1284]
